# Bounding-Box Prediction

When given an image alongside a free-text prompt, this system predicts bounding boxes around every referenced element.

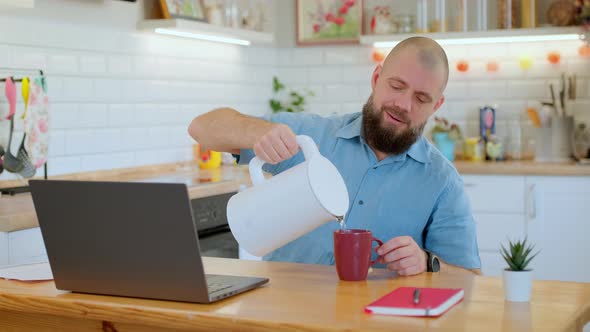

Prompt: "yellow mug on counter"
[193,143,222,169]
[199,150,222,169]
[464,137,485,162]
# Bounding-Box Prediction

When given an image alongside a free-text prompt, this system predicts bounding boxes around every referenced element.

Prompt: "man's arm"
[188,107,272,154]
[188,107,298,164]
[376,236,480,276]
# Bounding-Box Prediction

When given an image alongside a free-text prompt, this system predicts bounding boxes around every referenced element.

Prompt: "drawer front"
[474,213,525,251]
[0,232,7,267]
[8,228,48,265]
[462,175,525,213]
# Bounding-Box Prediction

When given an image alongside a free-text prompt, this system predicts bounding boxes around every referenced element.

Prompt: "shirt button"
[373,166,378,170]
[358,200,364,205]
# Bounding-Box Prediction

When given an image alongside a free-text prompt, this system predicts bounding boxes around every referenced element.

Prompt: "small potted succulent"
[501,237,540,302]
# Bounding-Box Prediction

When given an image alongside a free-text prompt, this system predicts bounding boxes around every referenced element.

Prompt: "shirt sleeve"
[236,112,311,175]
[424,176,481,270]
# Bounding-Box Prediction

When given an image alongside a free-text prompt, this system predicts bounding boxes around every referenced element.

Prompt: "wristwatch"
[425,250,440,272]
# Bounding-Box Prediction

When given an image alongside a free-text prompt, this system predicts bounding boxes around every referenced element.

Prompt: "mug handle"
[249,135,319,186]
[370,237,384,266]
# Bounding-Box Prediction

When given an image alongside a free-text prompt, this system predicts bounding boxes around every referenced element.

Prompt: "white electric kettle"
[227,135,349,257]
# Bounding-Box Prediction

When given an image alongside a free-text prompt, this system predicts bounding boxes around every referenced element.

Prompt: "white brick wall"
[0,16,276,179]
[0,11,589,181]
[274,41,590,147]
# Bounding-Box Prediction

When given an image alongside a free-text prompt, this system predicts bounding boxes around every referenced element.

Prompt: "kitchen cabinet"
[0,227,48,268]
[464,174,590,282]
[0,232,7,266]
[463,175,527,277]
[526,176,590,283]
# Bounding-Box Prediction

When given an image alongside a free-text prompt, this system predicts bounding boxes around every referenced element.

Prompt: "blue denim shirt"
[239,112,481,270]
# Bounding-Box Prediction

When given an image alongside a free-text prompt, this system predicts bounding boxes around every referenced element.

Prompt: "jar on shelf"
[476,0,489,31]
[370,5,396,34]
[205,0,226,26]
[429,0,470,32]
[430,0,447,32]
[416,0,429,32]
[365,0,417,34]
[395,14,415,33]
[224,0,240,28]
[521,0,536,28]
[498,0,518,29]
[446,0,468,32]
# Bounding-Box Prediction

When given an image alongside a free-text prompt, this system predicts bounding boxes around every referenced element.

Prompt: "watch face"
[432,256,441,272]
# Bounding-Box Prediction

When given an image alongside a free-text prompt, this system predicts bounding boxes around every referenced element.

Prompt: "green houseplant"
[269,76,314,114]
[501,237,540,302]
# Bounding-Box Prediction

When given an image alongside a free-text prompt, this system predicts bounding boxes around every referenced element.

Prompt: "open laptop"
[29,180,269,303]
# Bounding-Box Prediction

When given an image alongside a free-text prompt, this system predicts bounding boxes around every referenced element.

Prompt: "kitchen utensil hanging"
[2,79,23,174]
[0,68,48,195]
[24,76,50,169]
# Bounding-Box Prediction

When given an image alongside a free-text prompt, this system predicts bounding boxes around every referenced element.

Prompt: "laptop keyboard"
[207,279,232,293]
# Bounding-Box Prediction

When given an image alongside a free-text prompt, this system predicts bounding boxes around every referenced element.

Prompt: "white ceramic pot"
[227,135,349,257]
[503,269,533,302]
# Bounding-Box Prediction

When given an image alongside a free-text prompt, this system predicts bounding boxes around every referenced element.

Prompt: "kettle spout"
[335,215,346,229]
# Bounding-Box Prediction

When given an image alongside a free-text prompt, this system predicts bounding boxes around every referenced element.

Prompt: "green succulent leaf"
[500,237,540,271]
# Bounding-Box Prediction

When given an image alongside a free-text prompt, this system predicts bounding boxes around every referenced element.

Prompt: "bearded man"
[188,37,481,275]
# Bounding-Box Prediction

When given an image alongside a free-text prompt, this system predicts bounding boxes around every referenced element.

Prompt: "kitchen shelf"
[360,26,584,47]
[137,19,274,46]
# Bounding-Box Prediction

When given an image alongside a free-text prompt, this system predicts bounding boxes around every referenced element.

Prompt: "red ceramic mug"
[333,229,383,281]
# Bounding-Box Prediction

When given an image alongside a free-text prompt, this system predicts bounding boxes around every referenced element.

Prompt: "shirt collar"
[336,113,430,164]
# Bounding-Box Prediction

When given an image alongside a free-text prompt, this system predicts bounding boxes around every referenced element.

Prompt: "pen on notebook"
[413,288,420,304]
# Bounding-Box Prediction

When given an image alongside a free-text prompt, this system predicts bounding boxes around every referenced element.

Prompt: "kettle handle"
[249,135,318,186]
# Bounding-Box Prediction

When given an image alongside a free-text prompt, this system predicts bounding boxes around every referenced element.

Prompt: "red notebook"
[364,287,464,317]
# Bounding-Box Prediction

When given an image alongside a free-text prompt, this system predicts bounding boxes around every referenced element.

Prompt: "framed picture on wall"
[159,0,207,22]
[296,0,362,46]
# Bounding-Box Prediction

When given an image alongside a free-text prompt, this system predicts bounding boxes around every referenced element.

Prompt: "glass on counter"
[464,137,485,162]
[485,135,504,161]
[504,120,523,160]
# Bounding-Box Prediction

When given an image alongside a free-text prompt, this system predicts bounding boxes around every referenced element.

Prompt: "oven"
[191,191,240,259]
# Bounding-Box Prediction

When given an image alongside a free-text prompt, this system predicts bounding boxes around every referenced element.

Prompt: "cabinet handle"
[464,183,476,188]
[527,184,536,220]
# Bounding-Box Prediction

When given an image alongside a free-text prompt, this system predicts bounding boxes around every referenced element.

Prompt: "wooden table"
[1,258,589,331]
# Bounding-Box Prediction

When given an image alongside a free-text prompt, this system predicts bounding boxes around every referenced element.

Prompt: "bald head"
[382,37,449,91]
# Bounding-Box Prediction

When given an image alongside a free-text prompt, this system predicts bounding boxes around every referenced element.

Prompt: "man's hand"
[253,123,299,164]
[376,236,427,276]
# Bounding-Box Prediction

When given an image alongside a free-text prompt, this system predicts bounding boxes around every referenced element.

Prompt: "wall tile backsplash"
[0,16,274,179]
[0,15,589,181]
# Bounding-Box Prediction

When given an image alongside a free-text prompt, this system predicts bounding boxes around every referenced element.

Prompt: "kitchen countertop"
[1,160,589,233]
[1,257,589,331]
[454,160,590,176]
[0,163,251,233]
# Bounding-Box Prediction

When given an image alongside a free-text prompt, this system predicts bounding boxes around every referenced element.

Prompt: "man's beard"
[361,95,425,156]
